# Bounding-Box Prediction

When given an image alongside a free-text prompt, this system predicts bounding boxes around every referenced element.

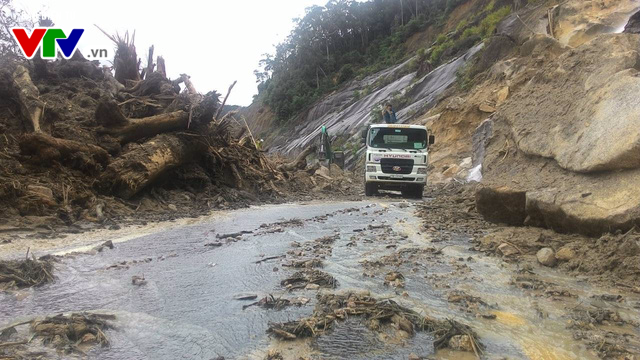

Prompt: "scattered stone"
[131,275,147,286]
[167,204,178,211]
[555,247,576,262]
[478,103,496,113]
[536,248,557,267]
[305,283,320,290]
[496,86,510,105]
[93,240,114,252]
[448,334,474,352]
[81,333,97,344]
[497,242,519,257]
[443,164,462,178]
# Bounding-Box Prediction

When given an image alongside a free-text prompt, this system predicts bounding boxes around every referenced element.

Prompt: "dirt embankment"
[0,55,359,248]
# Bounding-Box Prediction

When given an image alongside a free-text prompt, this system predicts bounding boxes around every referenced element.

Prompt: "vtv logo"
[11,28,85,59]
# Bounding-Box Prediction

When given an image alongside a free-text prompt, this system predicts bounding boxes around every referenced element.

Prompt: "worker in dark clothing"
[382,103,397,124]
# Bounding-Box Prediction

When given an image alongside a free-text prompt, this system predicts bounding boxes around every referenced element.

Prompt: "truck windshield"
[369,127,427,150]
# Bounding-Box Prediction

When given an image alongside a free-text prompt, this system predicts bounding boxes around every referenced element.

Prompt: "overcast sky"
[15,0,327,106]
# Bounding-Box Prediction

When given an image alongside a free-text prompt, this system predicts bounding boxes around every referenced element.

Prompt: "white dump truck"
[362,124,434,198]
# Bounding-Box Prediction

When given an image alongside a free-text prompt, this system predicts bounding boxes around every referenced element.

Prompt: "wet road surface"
[1,200,639,359]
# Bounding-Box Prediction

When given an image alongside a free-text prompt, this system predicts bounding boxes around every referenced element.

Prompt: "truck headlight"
[366,166,376,172]
[417,168,427,174]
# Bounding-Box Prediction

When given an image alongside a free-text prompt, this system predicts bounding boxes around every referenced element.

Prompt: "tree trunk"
[107,111,189,144]
[96,98,189,144]
[157,56,166,77]
[99,134,196,199]
[19,132,110,172]
[12,65,44,133]
[277,145,317,172]
[144,45,154,79]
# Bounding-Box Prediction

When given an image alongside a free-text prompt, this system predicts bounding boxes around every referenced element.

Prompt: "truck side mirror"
[361,129,368,143]
[429,135,435,145]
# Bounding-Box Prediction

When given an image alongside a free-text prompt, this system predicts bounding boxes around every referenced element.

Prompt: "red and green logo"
[11,28,85,59]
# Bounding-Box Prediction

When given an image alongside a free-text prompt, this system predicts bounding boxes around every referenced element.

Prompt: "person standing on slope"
[382,103,397,124]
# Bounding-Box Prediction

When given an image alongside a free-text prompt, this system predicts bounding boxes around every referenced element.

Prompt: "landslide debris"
[0,37,359,243]
[266,292,482,353]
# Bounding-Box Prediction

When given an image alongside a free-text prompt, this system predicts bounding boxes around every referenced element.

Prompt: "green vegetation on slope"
[255,0,515,124]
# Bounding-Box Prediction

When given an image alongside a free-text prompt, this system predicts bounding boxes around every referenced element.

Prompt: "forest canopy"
[254,0,470,123]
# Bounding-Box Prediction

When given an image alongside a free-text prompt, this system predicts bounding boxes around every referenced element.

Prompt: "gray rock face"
[267,44,484,156]
[536,248,557,267]
[471,119,493,167]
[624,11,640,33]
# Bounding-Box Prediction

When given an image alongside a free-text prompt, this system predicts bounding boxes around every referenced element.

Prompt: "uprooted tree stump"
[99,133,196,199]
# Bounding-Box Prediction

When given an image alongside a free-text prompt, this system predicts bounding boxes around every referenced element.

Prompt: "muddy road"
[1,199,639,359]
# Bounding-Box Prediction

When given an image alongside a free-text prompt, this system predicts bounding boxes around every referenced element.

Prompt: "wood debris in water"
[0,313,115,357]
[267,292,482,353]
[280,269,337,290]
[0,257,54,289]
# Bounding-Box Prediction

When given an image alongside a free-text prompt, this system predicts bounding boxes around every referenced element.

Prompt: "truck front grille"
[380,158,414,175]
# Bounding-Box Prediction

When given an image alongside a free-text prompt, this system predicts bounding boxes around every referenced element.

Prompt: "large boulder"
[499,34,640,173]
[477,33,640,237]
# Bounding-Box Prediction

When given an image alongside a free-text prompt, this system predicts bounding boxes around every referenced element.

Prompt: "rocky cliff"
[450,0,640,236]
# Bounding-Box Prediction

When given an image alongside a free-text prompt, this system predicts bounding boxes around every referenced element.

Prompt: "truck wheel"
[414,185,425,199]
[365,183,377,196]
[403,185,423,199]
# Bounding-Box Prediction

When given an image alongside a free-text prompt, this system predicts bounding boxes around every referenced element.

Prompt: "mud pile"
[0,55,358,239]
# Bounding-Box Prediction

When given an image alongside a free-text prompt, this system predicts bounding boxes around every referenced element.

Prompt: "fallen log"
[277,145,317,172]
[12,65,44,132]
[102,110,189,144]
[19,132,109,171]
[99,134,196,199]
[96,92,217,144]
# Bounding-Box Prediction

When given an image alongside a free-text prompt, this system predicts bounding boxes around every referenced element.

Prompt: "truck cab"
[362,124,434,198]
